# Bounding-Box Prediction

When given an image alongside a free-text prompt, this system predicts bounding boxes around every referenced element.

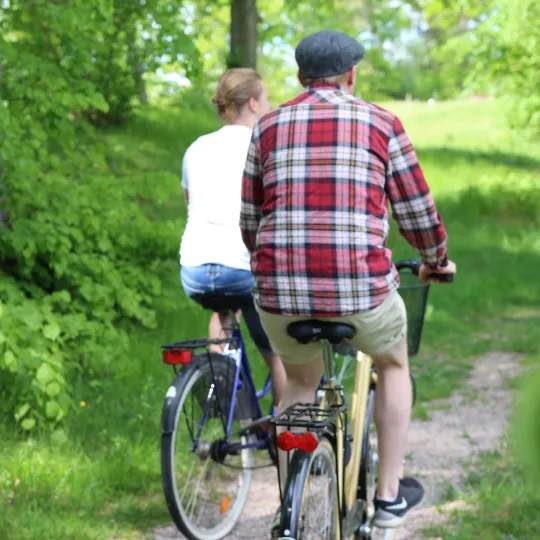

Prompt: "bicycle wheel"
[279,438,339,540]
[161,353,255,540]
[355,388,397,540]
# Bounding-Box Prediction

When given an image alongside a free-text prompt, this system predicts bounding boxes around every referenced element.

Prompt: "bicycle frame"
[273,343,377,540]
[220,324,269,439]
[177,320,274,456]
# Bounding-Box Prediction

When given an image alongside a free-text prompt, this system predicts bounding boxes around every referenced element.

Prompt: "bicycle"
[272,258,453,540]
[159,293,279,540]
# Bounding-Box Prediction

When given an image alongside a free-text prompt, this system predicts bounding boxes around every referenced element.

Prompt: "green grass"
[0,98,539,538]
[422,450,540,539]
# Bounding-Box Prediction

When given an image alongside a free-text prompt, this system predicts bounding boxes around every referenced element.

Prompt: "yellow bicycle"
[272,258,452,539]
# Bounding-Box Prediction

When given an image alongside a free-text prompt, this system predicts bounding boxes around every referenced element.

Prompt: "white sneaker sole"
[373,493,425,529]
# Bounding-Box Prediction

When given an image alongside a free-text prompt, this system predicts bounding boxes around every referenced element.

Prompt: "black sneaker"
[270,506,281,539]
[373,477,425,528]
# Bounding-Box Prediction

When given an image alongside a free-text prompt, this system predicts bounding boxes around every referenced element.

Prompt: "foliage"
[0,1,180,431]
[445,0,540,135]
[1,98,539,538]
[89,0,200,125]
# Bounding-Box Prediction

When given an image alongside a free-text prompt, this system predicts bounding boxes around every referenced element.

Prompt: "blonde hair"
[211,68,264,121]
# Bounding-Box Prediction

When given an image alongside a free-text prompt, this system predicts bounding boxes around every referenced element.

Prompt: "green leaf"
[91,93,110,113]
[46,382,62,398]
[51,429,68,445]
[43,323,61,341]
[36,363,56,387]
[15,403,31,422]
[3,351,17,370]
[45,400,60,420]
[21,418,36,431]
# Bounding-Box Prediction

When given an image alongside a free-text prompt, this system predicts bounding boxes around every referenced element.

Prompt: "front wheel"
[279,438,339,539]
[161,353,254,540]
[355,388,398,540]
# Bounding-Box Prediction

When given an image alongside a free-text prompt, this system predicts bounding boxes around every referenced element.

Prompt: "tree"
[432,0,540,134]
[229,0,259,68]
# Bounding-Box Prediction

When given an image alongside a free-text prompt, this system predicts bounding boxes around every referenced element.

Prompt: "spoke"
[337,355,352,384]
[179,461,196,504]
[187,458,213,521]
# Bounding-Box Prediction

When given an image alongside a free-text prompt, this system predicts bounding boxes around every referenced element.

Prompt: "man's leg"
[371,336,411,499]
[344,290,423,527]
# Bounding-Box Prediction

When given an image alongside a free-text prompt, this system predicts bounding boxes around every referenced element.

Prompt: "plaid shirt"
[240,82,448,316]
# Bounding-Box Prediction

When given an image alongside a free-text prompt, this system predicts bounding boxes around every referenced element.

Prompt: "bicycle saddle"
[192,294,252,313]
[287,320,356,344]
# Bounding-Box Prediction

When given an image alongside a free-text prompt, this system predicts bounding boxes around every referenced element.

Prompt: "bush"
[0,2,181,432]
[0,160,179,433]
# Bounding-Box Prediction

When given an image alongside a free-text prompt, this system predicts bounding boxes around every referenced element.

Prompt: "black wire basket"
[397,271,430,357]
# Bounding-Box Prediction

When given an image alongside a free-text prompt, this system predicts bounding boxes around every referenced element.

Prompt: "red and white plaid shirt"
[240,82,447,316]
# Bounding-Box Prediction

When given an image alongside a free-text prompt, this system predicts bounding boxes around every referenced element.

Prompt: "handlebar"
[395,258,454,283]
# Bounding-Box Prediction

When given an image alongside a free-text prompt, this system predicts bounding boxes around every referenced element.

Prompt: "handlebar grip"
[395,258,421,276]
[428,272,454,283]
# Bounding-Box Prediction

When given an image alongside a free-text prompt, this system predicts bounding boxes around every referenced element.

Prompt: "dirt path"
[154,352,522,540]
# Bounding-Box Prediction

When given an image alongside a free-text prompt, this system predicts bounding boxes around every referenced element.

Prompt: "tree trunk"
[126,24,149,105]
[229,0,258,69]
[0,57,9,229]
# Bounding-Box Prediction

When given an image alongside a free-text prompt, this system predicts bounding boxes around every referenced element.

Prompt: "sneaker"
[270,506,281,539]
[373,477,425,528]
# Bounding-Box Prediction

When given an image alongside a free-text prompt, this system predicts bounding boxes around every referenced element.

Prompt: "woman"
[179,68,286,407]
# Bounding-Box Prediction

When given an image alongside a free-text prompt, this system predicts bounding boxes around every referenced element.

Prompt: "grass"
[422,450,540,539]
[0,97,539,538]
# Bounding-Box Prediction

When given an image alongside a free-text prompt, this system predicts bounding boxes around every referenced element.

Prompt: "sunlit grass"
[0,98,538,538]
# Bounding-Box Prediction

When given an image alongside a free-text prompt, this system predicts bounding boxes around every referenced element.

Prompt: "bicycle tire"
[161,353,254,540]
[279,438,339,539]
[355,388,397,540]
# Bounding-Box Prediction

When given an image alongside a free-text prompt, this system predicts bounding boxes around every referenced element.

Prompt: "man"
[240,30,456,531]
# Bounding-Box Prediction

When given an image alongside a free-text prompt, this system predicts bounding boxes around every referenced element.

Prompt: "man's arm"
[240,124,264,253]
[386,116,448,270]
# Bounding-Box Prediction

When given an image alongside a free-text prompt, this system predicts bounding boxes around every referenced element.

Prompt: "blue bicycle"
[160,294,278,540]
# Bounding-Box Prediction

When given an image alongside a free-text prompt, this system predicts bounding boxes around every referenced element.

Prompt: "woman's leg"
[208,310,241,354]
[214,266,287,407]
[181,265,224,351]
[241,302,287,406]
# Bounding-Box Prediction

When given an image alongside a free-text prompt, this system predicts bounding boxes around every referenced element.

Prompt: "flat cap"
[295,30,365,79]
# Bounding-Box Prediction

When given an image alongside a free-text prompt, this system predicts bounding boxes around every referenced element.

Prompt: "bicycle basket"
[397,272,430,357]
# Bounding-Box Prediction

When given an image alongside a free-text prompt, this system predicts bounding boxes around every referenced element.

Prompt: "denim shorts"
[181,264,274,355]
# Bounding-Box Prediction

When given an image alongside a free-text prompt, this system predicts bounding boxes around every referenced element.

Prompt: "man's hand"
[419,260,457,284]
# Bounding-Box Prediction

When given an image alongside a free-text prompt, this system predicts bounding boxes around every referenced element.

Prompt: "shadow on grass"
[391,178,540,407]
[102,106,219,176]
[5,143,538,539]
[417,146,540,172]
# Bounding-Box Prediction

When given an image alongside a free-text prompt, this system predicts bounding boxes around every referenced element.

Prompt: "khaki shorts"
[255,290,407,365]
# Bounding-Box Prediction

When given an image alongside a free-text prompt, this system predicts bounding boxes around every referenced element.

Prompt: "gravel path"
[154,352,522,540]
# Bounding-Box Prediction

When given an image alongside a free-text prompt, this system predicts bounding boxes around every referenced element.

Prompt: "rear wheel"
[279,438,339,540]
[161,353,255,540]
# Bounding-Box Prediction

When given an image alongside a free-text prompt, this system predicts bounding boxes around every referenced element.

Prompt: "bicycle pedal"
[239,415,273,436]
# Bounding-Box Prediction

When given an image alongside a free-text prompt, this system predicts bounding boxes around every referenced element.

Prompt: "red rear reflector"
[163,349,192,365]
[276,431,318,452]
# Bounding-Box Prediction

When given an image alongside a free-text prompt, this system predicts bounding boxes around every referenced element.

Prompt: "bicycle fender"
[279,450,312,538]
[160,369,192,435]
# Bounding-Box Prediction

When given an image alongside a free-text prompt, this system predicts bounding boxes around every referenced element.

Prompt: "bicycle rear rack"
[162,337,231,351]
[271,390,347,430]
